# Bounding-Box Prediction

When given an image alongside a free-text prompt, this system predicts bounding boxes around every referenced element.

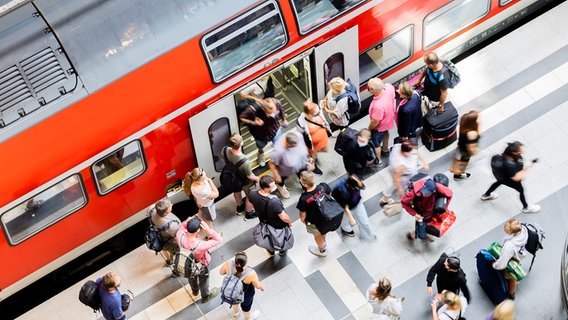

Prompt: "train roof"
[0,0,257,142]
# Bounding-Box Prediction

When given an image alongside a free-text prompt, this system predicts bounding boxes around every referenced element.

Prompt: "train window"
[359,26,414,84]
[92,141,146,195]
[202,1,287,83]
[209,118,232,172]
[499,0,514,6]
[423,0,490,49]
[291,0,365,35]
[323,53,345,91]
[1,175,87,245]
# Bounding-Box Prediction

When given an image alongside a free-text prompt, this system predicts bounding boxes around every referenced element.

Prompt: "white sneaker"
[249,310,260,320]
[277,185,290,199]
[522,204,541,213]
[257,151,266,167]
[481,193,499,201]
[331,130,340,138]
[232,311,241,319]
[308,245,328,257]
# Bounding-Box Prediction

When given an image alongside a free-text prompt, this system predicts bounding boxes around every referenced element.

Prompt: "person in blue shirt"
[96,272,126,320]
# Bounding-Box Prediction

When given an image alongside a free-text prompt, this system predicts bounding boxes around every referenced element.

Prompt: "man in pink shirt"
[367,78,396,165]
[176,217,223,303]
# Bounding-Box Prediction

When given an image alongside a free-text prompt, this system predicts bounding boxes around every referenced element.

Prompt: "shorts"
[239,287,255,312]
[199,205,216,221]
[370,130,387,148]
[305,222,321,235]
[163,238,179,257]
[242,179,256,196]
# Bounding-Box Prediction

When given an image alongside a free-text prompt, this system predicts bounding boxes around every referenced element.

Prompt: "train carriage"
[0,0,558,304]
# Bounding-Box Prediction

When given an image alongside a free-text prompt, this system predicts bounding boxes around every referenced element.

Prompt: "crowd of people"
[96,52,538,320]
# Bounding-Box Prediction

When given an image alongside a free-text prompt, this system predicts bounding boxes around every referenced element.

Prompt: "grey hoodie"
[493,226,528,270]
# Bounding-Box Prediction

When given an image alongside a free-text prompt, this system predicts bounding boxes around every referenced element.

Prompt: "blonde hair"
[371,277,393,301]
[183,168,203,197]
[398,81,414,100]
[441,290,462,310]
[493,299,515,320]
[299,171,315,188]
[505,219,522,234]
[329,77,347,92]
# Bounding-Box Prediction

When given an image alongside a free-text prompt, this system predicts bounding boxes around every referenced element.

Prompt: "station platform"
[19,2,568,319]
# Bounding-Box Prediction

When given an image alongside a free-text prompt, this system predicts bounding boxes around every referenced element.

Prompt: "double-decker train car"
[0,0,559,303]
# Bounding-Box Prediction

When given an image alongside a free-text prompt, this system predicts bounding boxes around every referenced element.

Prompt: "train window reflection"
[423,0,490,49]
[323,53,345,91]
[92,141,146,194]
[359,26,413,83]
[209,118,231,172]
[291,0,365,35]
[202,1,287,83]
[1,175,87,245]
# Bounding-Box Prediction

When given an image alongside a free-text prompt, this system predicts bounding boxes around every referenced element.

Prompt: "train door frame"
[312,26,360,102]
[188,96,239,184]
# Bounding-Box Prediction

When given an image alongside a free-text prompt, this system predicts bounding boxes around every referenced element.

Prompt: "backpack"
[522,222,545,271]
[172,235,202,278]
[311,188,344,234]
[441,59,461,89]
[79,280,102,312]
[334,127,359,156]
[220,147,248,192]
[220,261,253,305]
[335,78,361,115]
[145,209,177,254]
[490,154,506,181]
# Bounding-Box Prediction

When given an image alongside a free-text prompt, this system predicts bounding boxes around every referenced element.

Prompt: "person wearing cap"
[176,217,223,303]
[401,178,452,240]
[426,252,471,303]
[268,131,310,199]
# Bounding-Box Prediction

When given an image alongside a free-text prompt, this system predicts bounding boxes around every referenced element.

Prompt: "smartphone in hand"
[532,158,539,163]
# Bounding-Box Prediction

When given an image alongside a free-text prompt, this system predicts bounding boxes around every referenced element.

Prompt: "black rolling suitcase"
[421,101,458,151]
[476,249,508,305]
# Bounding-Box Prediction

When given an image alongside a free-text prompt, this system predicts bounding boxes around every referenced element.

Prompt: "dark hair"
[447,256,460,270]
[372,277,392,301]
[459,110,479,135]
[401,140,415,153]
[186,217,202,233]
[259,175,275,189]
[503,141,523,160]
[234,251,248,275]
[424,52,439,65]
[346,174,364,191]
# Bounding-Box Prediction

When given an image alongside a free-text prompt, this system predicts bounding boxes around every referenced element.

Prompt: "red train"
[0,0,557,300]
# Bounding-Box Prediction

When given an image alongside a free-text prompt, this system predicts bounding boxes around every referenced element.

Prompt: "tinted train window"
[202,1,287,83]
[291,0,365,35]
[323,53,345,91]
[1,175,87,245]
[359,26,413,83]
[209,118,231,172]
[92,141,146,194]
[423,0,490,48]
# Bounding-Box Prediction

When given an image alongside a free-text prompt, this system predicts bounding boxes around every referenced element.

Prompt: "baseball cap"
[186,218,202,233]
[420,179,437,196]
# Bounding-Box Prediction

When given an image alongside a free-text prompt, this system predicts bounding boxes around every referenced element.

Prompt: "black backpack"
[311,188,344,234]
[335,78,361,115]
[79,280,102,312]
[334,127,359,156]
[522,222,545,271]
[145,209,178,254]
[220,147,248,192]
[490,154,506,180]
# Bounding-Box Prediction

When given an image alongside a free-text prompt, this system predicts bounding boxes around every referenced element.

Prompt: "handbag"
[427,210,456,237]
[383,201,402,217]
[450,157,468,174]
[252,223,294,251]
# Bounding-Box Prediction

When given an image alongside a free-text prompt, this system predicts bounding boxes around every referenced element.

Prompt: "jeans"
[340,203,376,240]
[189,266,210,298]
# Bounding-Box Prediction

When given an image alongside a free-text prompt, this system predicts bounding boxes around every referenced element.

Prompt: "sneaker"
[249,310,260,320]
[379,197,395,206]
[236,198,246,215]
[279,250,287,256]
[481,193,499,201]
[243,210,257,221]
[266,249,275,257]
[165,259,173,267]
[453,173,471,181]
[522,204,541,213]
[341,229,355,237]
[406,232,415,240]
[506,293,515,300]
[171,271,180,278]
[257,151,266,167]
[381,150,390,157]
[277,185,290,199]
[232,311,241,319]
[191,290,199,296]
[308,245,328,257]
[312,166,323,175]
[370,158,383,167]
[331,130,340,138]
[201,287,219,303]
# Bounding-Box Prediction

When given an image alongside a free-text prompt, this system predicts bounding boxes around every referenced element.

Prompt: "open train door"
[312,25,359,103]
[188,96,239,186]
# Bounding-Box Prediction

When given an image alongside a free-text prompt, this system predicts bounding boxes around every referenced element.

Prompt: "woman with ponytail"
[183,168,219,229]
[366,276,403,319]
[219,252,265,319]
[431,290,468,320]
